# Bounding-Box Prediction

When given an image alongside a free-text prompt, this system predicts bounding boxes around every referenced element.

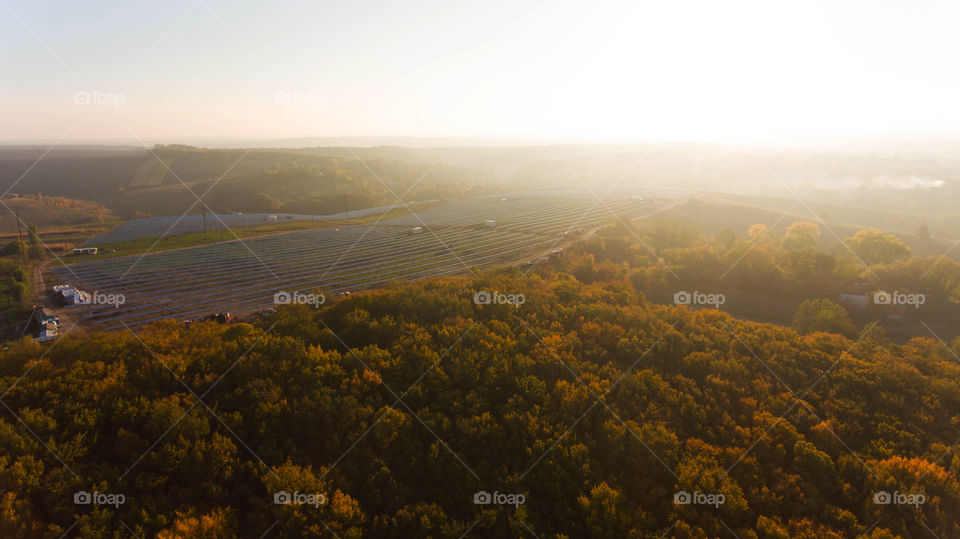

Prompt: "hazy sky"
[2,0,960,144]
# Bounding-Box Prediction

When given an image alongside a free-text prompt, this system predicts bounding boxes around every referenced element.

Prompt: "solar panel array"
[85,201,428,245]
[49,196,650,329]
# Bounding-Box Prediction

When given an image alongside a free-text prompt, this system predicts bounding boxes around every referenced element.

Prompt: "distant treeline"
[0,146,487,220]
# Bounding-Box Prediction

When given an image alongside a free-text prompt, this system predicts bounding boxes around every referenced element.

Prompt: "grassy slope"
[0,196,117,235]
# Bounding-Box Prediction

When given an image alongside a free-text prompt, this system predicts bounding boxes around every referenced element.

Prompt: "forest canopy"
[1,258,959,537]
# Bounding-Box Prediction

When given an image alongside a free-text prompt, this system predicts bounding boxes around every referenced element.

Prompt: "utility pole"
[344,194,349,223]
[15,210,25,260]
[201,204,207,238]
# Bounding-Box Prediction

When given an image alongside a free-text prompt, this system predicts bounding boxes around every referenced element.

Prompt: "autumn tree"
[783,221,820,251]
[843,229,911,265]
[748,223,769,241]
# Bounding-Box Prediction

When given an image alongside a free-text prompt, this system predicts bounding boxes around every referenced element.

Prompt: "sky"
[2,0,960,145]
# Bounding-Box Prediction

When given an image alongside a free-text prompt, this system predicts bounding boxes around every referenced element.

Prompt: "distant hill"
[0,145,485,219]
[4,143,960,241]
[0,146,145,202]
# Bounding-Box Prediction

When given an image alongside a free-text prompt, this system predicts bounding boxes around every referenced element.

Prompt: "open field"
[47,195,651,329]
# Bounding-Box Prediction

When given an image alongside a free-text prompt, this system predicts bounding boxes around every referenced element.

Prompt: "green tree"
[843,229,911,265]
[10,280,30,307]
[648,218,699,249]
[10,266,28,283]
[0,241,23,257]
[26,223,42,258]
[783,221,820,251]
[716,228,737,251]
[792,298,857,338]
[26,223,39,247]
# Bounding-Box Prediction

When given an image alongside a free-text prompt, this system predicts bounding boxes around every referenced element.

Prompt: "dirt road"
[33,261,86,336]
